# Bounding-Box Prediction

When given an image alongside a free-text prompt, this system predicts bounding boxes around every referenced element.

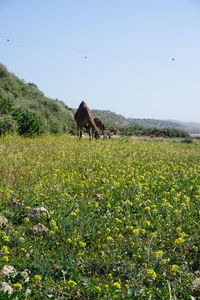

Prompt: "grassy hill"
[0,64,76,136]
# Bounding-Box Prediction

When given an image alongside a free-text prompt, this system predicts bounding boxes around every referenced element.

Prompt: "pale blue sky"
[1,0,200,122]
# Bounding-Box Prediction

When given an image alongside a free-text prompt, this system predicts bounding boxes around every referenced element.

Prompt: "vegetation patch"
[0,135,199,299]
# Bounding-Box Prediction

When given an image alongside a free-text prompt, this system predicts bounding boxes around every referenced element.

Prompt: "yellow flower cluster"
[147,269,157,280]
[67,280,77,287]
[0,134,199,299]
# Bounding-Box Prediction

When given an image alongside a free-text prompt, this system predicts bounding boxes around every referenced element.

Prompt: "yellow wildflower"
[70,212,77,216]
[127,226,134,231]
[171,264,179,273]
[147,269,157,280]
[23,217,30,223]
[174,237,185,245]
[79,241,86,247]
[2,245,10,254]
[112,282,121,289]
[67,280,77,287]
[20,248,26,253]
[50,220,56,226]
[49,230,55,235]
[192,246,198,252]
[176,227,182,232]
[2,235,9,242]
[115,218,122,223]
[66,238,72,243]
[13,283,22,290]
[154,250,164,259]
[2,256,9,262]
[183,195,190,203]
[144,206,151,212]
[144,220,151,226]
[179,232,188,238]
[118,234,124,239]
[151,232,158,237]
[94,286,101,292]
[133,229,139,236]
[126,200,133,206]
[34,274,42,281]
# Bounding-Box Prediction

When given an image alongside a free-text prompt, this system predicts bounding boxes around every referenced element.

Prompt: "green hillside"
[0,64,76,136]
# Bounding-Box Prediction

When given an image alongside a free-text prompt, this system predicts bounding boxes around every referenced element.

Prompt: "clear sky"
[1,0,200,122]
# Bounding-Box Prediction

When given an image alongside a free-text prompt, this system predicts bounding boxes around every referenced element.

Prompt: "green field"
[0,136,200,299]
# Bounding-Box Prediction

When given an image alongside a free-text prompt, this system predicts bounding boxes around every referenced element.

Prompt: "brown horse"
[74,101,100,140]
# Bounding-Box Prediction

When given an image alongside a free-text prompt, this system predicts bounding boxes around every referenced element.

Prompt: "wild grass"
[0,135,200,299]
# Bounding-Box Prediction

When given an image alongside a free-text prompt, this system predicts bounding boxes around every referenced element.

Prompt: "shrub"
[49,120,59,134]
[0,115,18,136]
[22,83,44,98]
[0,96,14,114]
[181,138,193,144]
[11,108,45,137]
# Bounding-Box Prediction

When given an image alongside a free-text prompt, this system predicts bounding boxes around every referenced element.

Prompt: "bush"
[120,124,143,136]
[11,108,45,137]
[120,126,190,138]
[22,83,44,98]
[0,115,18,136]
[49,120,59,134]
[0,96,14,114]
[181,138,193,144]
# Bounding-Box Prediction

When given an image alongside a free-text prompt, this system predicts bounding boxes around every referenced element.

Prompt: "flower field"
[0,135,200,299]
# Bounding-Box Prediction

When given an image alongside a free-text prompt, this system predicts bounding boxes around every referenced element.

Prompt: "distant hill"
[0,63,199,137]
[129,119,200,135]
[173,121,200,135]
[92,110,200,135]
